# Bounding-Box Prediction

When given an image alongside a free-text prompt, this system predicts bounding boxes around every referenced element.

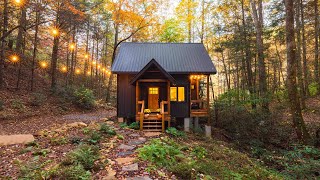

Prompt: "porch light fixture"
[75,69,81,74]
[61,66,67,72]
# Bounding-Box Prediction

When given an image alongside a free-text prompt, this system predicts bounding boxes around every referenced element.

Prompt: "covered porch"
[130,59,174,132]
[189,75,210,118]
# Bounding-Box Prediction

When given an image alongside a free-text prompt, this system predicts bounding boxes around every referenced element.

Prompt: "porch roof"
[129,59,176,85]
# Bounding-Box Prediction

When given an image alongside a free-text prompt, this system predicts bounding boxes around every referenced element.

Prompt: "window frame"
[170,86,185,102]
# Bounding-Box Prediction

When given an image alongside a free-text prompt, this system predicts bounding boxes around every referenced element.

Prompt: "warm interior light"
[75,69,81,74]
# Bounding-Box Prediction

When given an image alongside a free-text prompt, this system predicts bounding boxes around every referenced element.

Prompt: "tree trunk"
[15,7,27,90]
[0,0,9,89]
[285,0,311,143]
[315,0,320,91]
[295,0,306,109]
[250,0,269,111]
[31,8,40,91]
[51,36,60,90]
[300,0,309,95]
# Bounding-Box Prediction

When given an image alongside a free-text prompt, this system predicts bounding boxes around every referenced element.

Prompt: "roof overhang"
[129,59,176,85]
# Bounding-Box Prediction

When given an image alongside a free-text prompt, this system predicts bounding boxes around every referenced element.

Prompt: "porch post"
[167,80,170,116]
[136,81,139,115]
[206,75,212,138]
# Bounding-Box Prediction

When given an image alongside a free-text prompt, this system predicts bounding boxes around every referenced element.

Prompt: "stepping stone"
[130,133,140,137]
[144,132,161,137]
[115,157,135,165]
[126,177,152,180]
[106,121,114,125]
[118,144,135,150]
[122,163,138,171]
[0,134,35,146]
[117,151,134,157]
[127,138,146,146]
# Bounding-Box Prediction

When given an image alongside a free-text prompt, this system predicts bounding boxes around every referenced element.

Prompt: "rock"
[0,134,35,146]
[101,118,109,121]
[115,157,135,165]
[117,151,134,157]
[126,177,153,180]
[122,163,138,171]
[118,144,135,150]
[130,133,140,137]
[127,139,146,146]
[67,122,87,128]
[104,166,117,180]
[144,132,161,137]
[106,121,114,125]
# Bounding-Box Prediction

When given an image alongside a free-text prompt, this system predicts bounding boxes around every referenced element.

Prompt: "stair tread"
[143,125,162,128]
[143,122,162,124]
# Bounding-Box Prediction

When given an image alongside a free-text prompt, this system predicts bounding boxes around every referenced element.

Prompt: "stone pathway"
[107,130,162,180]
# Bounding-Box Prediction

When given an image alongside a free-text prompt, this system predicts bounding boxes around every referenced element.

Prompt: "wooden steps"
[142,119,162,132]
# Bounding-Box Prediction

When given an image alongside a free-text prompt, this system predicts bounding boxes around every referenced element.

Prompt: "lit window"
[170,87,185,102]
[170,87,177,101]
[178,87,185,102]
[149,87,158,95]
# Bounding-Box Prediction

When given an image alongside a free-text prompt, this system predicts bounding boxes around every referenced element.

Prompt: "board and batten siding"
[117,73,191,119]
[170,74,190,118]
[117,74,136,118]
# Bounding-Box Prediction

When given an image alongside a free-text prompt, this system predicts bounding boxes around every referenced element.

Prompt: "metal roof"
[111,42,217,74]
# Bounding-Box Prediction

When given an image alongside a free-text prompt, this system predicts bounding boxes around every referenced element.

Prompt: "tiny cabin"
[111,43,217,132]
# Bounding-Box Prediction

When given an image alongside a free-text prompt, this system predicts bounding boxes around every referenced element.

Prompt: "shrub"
[137,138,182,167]
[50,136,68,146]
[11,99,25,109]
[191,146,207,159]
[69,136,83,145]
[74,86,96,110]
[32,149,50,157]
[18,158,56,179]
[309,82,319,96]
[66,144,99,170]
[87,130,101,144]
[128,122,139,130]
[166,127,185,137]
[99,123,116,136]
[30,93,47,106]
[120,123,128,128]
[58,164,91,180]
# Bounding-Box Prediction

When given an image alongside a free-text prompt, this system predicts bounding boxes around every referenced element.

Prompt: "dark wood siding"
[117,73,191,119]
[170,74,190,118]
[117,74,136,118]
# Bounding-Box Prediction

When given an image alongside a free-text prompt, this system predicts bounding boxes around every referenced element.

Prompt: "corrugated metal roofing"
[111,42,217,74]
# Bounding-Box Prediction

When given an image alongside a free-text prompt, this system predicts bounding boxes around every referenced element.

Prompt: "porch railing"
[137,100,145,130]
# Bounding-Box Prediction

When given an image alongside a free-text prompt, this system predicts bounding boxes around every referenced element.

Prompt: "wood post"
[207,75,211,125]
[136,81,139,114]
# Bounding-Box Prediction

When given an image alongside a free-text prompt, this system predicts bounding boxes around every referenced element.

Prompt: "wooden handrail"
[161,101,165,132]
[138,100,144,130]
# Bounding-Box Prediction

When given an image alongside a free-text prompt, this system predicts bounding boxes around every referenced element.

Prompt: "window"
[178,87,185,101]
[170,87,185,102]
[149,87,158,95]
[170,87,177,101]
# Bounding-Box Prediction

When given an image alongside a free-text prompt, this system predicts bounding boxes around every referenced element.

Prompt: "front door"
[148,87,159,111]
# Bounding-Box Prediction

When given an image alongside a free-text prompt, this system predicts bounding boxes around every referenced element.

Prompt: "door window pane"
[149,87,158,94]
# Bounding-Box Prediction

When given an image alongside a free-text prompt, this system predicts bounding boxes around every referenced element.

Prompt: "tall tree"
[285,0,311,143]
[250,0,269,111]
[315,0,320,92]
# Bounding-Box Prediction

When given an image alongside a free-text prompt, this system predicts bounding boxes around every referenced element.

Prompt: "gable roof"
[129,59,176,84]
[111,43,217,74]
